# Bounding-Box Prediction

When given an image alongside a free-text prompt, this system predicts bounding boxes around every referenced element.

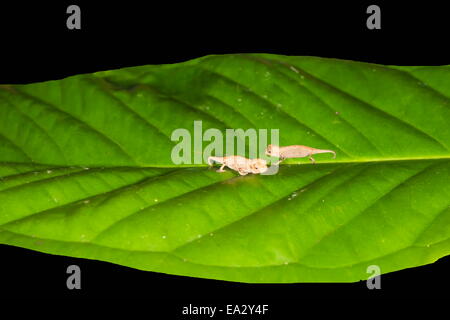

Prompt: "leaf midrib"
[1,155,450,172]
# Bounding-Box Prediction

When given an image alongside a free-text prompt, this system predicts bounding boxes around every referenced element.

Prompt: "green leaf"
[0,54,449,283]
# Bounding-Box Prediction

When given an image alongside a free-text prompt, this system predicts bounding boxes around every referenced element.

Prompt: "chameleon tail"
[314,149,336,159]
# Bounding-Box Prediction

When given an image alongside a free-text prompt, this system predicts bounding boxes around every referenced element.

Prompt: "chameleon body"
[208,156,268,175]
[265,144,336,164]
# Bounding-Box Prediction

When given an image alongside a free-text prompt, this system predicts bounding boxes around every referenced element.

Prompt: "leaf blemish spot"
[289,66,299,73]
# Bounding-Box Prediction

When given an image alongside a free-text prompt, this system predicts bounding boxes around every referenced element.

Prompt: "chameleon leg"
[309,155,316,164]
[238,169,248,175]
[216,164,226,172]
[274,157,284,166]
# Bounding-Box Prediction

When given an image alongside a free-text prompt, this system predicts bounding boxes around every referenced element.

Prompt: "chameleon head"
[265,144,280,157]
[250,158,268,174]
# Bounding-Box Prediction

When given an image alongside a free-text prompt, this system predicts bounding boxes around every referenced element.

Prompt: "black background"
[0,0,449,307]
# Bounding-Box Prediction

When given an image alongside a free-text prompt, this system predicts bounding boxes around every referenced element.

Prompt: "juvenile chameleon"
[208,156,268,175]
[265,144,336,164]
